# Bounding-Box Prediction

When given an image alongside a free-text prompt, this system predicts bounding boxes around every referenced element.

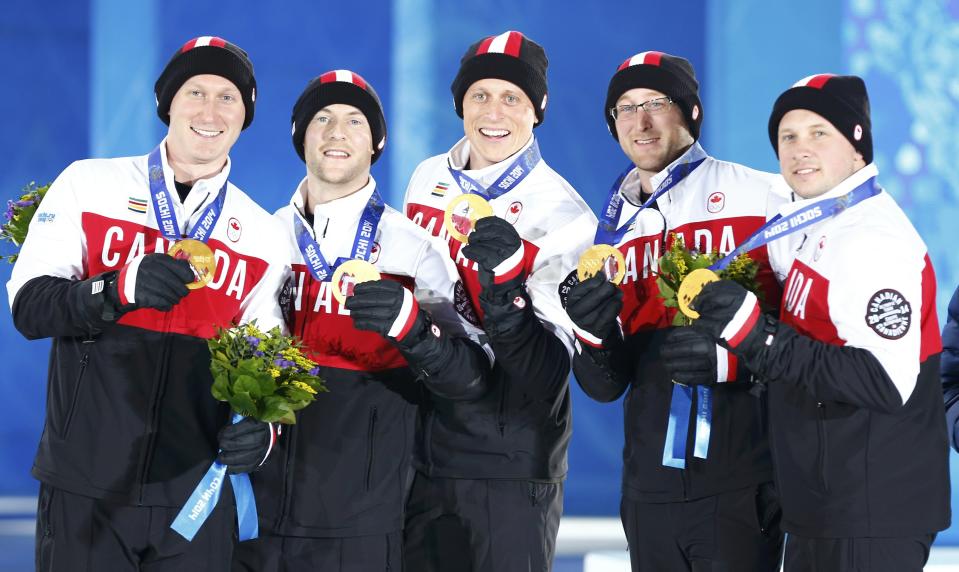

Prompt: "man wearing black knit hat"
[664,74,950,572]
[562,50,787,571]
[7,36,288,571]
[403,30,596,571]
[233,69,493,572]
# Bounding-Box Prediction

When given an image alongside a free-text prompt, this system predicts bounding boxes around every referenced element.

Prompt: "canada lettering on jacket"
[101,226,249,299]
[410,210,451,242]
[783,267,813,320]
[620,239,660,285]
[671,225,737,257]
[290,271,350,316]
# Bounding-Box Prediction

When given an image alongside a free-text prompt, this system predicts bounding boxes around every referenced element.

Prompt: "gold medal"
[577,244,627,285]
[167,239,216,290]
[444,194,494,243]
[677,268,720,319]
[331,259,381,304]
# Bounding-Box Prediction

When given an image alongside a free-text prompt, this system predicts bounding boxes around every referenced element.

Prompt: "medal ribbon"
[294,188,385,282]
[171,413,259,542]
[594,158,705,246]
[663,176,882,469]
[147,146,227,242]
[447,138,542,200]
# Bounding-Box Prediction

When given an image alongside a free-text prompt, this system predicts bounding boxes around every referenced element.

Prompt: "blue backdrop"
[2,0,958,543]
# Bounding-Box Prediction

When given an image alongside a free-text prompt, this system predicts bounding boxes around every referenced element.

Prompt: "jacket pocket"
[816,402,829,493]
[61,352,90,438]
[365,407,378,491]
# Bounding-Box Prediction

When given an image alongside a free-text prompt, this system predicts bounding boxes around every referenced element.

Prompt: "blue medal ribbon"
[171,414,259,542]
[447,138,542,200]
[147,146,227,242]
[663,176,882,469]
[593,158,705,246]
[293,188,385,281]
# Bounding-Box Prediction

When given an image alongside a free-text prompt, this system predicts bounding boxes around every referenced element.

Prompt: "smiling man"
[664,74,951,572]
[402,31,595,572]
[561,51,787,572]
[232,70,492,572]
[7,36,288,572]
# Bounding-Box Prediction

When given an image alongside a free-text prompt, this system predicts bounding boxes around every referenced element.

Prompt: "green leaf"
[228,392,257,417]
[211,372,233,402]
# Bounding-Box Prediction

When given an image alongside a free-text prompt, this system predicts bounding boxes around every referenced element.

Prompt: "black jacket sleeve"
[744,317,903,413]
[941,285,959,451]
[397,312,491,401]
[12,273,119,340]
[571,338,631,403]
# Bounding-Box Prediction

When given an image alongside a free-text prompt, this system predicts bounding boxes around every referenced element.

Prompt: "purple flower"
[308,367,320,377]
[245,335,261,349]
[273,358,295,369]
[14,199,34,208]
[253,350,264,357]
[4,201,14,221]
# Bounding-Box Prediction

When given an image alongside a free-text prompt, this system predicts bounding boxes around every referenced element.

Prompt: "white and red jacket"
[260,177,490,537]
[760,163,950,536]
[7,141,287,506]
[403,136,595,480]
[572,142,789,502]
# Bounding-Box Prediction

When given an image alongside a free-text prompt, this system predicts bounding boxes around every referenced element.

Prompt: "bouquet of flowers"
[1,181,50,263]
[209,322,326,424]
[656,233,761,326]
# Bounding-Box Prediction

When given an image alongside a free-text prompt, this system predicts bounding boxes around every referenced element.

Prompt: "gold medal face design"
[167,239,216,290]
[678,267,720,319]
[331,260,381,304]
[444,194,494,243]
[577,244,627,285]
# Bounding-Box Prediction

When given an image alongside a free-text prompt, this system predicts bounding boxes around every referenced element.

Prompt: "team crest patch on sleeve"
[369,242,380,264]
[865,289,911,339]
[505,201,523,224]
[227,217,242,242]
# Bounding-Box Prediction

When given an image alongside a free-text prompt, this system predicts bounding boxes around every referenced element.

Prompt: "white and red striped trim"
[714,345,739,383]
[181,36,227,53]
[387,286,420,341]
[258,422,279,467]
[319,69,368,90]
[618,51,663,71]
[117,256,145,305]
[719,292,761,348]
[491,242,526,285]
[475,31,524,58]
[792,74,835,89]
[574,326,604,349]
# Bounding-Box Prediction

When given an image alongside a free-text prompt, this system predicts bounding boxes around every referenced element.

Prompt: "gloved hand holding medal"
[167,239,217,289]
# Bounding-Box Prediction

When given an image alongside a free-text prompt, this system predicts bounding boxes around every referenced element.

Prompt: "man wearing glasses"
[562,51,787,571]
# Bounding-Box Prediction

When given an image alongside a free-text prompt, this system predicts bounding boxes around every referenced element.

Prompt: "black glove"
[217,417,278,475]
[564,274,623,346]
[691,279,776,360]
[108,253,195,313]
[661,326,720,386]
[461,217,524,276]
[345,280,425,344]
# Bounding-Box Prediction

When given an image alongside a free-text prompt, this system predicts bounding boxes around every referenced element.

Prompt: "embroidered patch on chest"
[706,191,725,213]
[865,289,911,340]
[505,201,523,224]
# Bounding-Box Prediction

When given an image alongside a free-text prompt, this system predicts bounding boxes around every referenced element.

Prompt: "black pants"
[35,483,235,572]
[784,534,935,572]
[403,472,563,572]
[232,530,402,572]
[621,484,784,572]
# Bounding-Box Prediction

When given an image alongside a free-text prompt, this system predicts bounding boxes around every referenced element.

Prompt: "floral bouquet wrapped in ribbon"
[209,322,327,423]
[1,182,49,263]
[656,233,761,326]
[172,322,325,542]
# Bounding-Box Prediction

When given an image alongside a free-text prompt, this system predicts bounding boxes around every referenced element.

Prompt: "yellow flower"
[269,368,281,378]
[290,380,318,395]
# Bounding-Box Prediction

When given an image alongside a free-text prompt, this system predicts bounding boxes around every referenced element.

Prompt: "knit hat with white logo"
[605,51,702,142]
[155,36,257,130]
[768,74,872,164]
[450,30,549,125]
[291,70,387,165]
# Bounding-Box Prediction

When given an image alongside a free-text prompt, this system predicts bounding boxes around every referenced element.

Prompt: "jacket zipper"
[497,384,508,436]
[816,401,829,493]
[61,352,90,438]
[276,422,299,528]
[137,311,176,505]
[366,407,378,491]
